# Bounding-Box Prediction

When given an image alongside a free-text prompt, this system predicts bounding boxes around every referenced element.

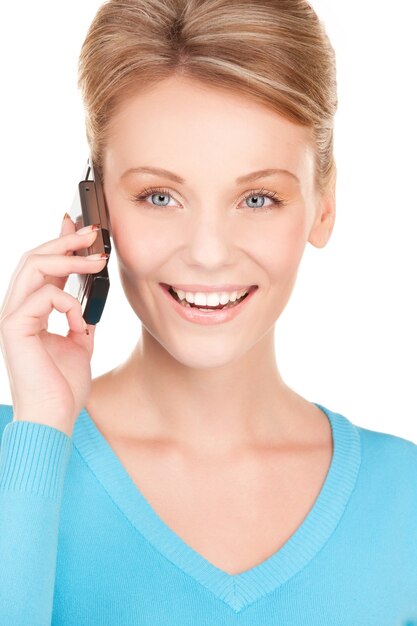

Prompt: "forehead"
[105,77,314,181]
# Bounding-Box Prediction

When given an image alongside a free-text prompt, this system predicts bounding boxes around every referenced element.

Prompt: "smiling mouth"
[167,285,255,310]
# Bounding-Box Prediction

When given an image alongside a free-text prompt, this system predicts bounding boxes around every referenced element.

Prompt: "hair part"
[78,0,338,197]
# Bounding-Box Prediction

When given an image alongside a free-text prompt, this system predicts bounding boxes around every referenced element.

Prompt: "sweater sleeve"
[0,404,73,626]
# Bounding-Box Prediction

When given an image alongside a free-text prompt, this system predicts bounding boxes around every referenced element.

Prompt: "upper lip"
[162,283,257,293]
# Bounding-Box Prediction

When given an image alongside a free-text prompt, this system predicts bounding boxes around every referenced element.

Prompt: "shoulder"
[357,420,417,463]
[354,420,417,498]
[324,403,417,469]
[326,402,417,498]
[0,403,14,441]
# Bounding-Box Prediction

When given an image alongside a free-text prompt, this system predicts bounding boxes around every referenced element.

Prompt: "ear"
[308,182,336,249]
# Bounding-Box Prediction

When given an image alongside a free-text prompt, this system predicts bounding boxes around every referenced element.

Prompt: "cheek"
[112,220,172,278]
[253,214,308,282]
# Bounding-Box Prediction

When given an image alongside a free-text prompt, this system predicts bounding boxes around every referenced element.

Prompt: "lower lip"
[159,284,258,325]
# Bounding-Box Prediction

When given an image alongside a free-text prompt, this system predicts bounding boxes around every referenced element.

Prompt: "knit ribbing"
[73,402,361,613]
[0,420,72,500]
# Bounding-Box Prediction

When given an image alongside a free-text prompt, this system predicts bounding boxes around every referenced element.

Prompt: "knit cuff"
[0,421,72,500]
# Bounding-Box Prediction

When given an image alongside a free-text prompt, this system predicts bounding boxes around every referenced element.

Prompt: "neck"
[100,328,320,457]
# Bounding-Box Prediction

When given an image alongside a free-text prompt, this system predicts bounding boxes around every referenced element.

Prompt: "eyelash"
[131,186,286,211]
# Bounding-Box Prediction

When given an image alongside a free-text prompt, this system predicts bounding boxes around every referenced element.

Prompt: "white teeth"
[172,287,249,306]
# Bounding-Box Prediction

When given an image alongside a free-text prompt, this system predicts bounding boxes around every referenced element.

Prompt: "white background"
[0,1,416,442]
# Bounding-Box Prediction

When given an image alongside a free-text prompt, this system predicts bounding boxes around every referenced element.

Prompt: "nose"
[183,207,236,269]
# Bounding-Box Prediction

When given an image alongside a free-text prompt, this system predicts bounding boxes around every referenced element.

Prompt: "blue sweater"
[1,401,417,625]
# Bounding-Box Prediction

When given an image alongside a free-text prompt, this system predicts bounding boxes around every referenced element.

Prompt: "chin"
[160,335,251,370]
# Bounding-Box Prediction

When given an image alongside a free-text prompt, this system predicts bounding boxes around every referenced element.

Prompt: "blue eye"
[243,189,284,210]
[131,186,286,211]
[132,187,174,208]
[147,190,172,207]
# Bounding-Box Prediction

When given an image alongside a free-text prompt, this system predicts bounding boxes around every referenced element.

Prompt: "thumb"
[60,212,75,237]
[85,322,96,337]
[67,320,97,355]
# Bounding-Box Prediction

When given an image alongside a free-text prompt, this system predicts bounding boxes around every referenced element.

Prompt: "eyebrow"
[120,165,299,185]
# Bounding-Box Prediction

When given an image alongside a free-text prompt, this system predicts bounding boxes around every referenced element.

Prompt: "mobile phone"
[66,156,112,325]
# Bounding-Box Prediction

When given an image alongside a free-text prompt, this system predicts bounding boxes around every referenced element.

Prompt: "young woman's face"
[102,76,333,368]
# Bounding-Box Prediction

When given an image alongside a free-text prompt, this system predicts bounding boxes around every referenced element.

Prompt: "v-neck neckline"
[72,402,361,613]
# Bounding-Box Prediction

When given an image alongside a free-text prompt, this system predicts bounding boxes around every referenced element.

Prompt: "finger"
[0,218,98,322]
[1,283,87,341]
[0,284,93,385]
[59,212,75,237]
[0,225,101,321]
[70,317,97,347]
[36,227,100,297]
[55,218,98,343]
[57,216,95,343]
[1,246,107,320]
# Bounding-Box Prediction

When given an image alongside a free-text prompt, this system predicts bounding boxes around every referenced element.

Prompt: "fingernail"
[85,252,109,261]
[62,212,71,225]
[76,223,100,236]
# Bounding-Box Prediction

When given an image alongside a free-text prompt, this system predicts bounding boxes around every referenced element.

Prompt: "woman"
[1,0,416,623]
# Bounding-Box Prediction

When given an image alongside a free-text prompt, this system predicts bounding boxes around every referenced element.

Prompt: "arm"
[0,406,72,626]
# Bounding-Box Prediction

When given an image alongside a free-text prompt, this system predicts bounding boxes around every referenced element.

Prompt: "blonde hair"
[78,0,338,197]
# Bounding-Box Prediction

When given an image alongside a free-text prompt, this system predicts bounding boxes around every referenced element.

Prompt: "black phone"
[66,156,112,325]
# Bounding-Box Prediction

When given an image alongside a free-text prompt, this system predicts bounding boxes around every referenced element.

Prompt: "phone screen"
[66,156,112,325]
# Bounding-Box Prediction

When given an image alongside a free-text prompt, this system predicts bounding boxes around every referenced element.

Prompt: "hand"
[0,215,107,436]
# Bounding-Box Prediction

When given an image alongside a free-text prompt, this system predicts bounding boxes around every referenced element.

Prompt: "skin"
[87,74,336,462]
